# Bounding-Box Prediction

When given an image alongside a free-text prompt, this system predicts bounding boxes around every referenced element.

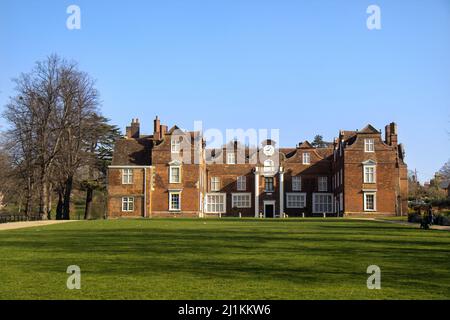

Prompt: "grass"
[0,218,449,300]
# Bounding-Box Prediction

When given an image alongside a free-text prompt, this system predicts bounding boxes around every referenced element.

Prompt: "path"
[350,217,450,231]
[0,220,77,231]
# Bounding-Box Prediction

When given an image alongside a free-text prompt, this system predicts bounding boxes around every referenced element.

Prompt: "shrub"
[408,213,422,223]
[434,214,450,226]
[430,198,450,208]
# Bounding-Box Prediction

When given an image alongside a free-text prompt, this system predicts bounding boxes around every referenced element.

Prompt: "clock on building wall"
[263,145,275,156]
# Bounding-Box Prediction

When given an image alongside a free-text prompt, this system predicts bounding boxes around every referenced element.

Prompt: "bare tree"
[2,54,108,220]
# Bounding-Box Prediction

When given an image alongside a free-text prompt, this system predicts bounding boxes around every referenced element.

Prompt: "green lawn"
[0,218,449,300]
[377,216,409,222]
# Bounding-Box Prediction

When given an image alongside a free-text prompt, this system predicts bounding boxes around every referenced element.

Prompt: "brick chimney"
[126,118,140,138]
[390,122,398,146]
[160,125,168,138]
[385,122,398,146]
[153,116,161,140]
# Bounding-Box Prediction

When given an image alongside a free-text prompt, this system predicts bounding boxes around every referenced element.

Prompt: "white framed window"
[122,169,133,184]
[364,165,376,183]
[364,139,375,152]
[340,169,343,185]
[232,193,251,208]
[211,177,221,191]
[265,177,274,192]
[302,152,311,165]
[171,138,181,153]
[237,176,247,191]
[169,166,181,184]
[364,192,376,211]
[227,152,236,164]
[339,193,343,212]
[292,176,301,191]
[313,193,333,213]
[286,193,306,208]
[121,197,134,212]
[318,177,328,192]
[205,193,226,213]
[169,191,181,211]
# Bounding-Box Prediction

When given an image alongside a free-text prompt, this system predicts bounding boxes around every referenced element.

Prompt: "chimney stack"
[385,124,391,145]
[154,116,161,140]
[385,122,398,146]
[126,118,140,138]
[160,124,168,138]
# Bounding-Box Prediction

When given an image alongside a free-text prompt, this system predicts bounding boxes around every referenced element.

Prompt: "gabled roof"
[316,147,333,159]
[340,130,357,142]
[298,141,314,149]
[279,148,296,158]
[359,124,379,134]
[168,125,181,134]
[111,138,152,166]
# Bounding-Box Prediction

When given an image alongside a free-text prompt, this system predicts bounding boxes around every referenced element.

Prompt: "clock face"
[263,145,275,156]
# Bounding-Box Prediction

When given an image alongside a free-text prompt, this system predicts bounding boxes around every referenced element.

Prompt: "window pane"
[292,177,301,191]
[265,177,274,191]
[170,193,180,210]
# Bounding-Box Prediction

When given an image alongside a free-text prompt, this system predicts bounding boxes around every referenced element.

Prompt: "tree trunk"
[56,190,64,220]
[39,172,49,220]
[62,176,73,220]
[25,176,33,217]
[46,183,52,220]
[84,186,93,220]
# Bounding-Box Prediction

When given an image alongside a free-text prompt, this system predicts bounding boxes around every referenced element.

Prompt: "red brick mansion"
[107,117,408,218]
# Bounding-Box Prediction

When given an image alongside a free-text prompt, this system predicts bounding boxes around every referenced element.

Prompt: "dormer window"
[303,153,311,165]
[364,139,375,152]
[171,138,181,153]
[227,152,236,164]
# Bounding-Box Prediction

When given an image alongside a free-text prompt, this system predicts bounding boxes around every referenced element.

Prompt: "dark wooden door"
[265,204,274,218]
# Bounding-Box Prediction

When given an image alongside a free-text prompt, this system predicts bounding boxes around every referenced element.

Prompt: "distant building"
[444,182,450,199]
[107,118,408,218]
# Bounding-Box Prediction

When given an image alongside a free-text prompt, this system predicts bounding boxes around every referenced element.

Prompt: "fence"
[0,213,42,224]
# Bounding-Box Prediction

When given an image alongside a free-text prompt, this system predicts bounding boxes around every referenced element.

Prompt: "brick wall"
[107,119,407,218]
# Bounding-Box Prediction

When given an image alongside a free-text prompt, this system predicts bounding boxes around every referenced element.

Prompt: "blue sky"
[0,0,449,182]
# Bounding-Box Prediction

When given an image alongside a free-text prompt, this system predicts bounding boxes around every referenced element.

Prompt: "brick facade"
[107,117,408,218]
